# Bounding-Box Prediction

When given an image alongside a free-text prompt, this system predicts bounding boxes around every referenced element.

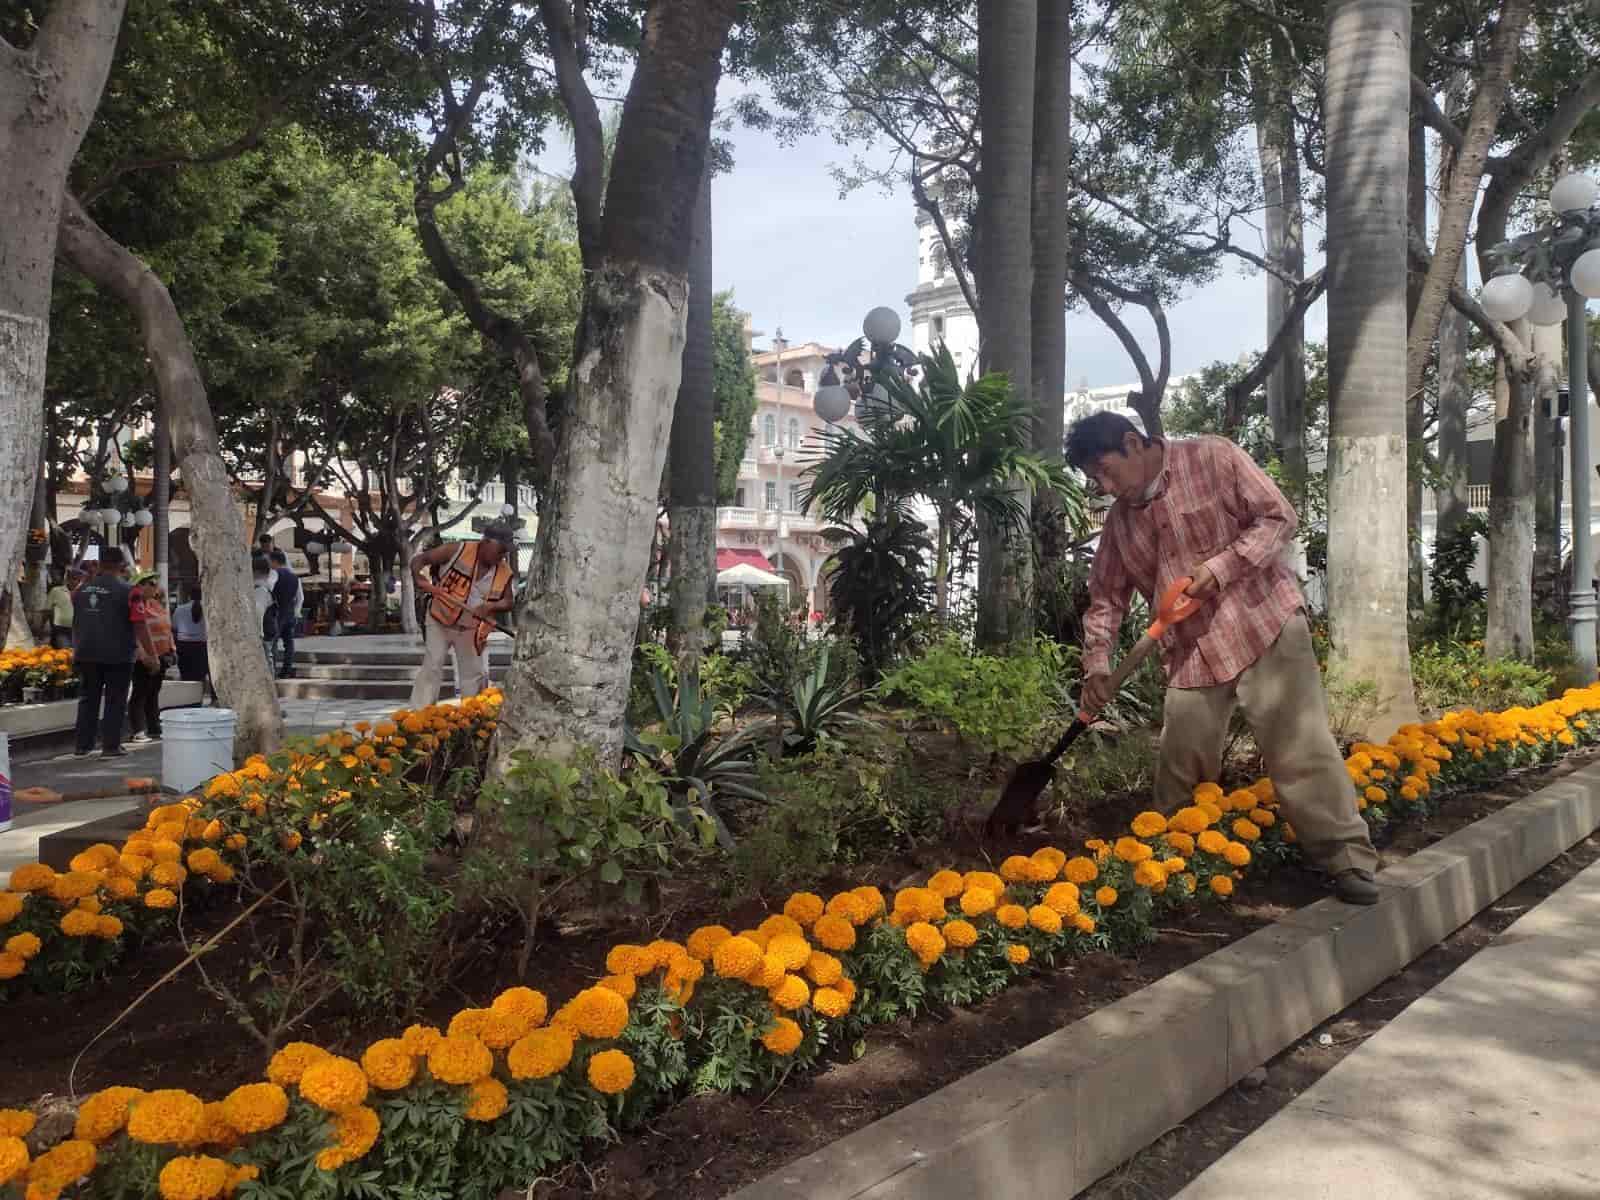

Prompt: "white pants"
[409,619,489,709]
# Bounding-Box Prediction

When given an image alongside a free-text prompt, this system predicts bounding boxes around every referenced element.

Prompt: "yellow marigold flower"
[962,870,1004,896]
[464,1077,509,1121]
[1095,886,1119,908]
[1179,872,1198,894]
[712,935,763,979]
[1364,786,1387,803]
[1223,842,1252,868]
[186,848,224,877]
[813,985,852,1019]
[0,892,23,923]
[448,1008,489,1040]
[317,1104,380,1170]
[1224,789,1257,813]
[74,1087,144,1141]
[76,894,102,914]
[149,841,183,864]
[127,1089,206,1145]
[1006,944,1031,966]
[757,913,805,942]
[1130,811,1168,838]
[904,920,946,967]
[1072,913,1096,934]
[59,907,98,938]
[49,869,102,902]
[427,1035,493,1085]
[201,819,225,843]
[1196,829,1229,856]
[1113,836,1153,864]
[765,932,811,971]
[1063,856,1099,884]
[29,1138,96,1189]
[587,1048,636,1095]
[400,1024,442,1057]
[995,903,1028,930]
[508,1027,575,1080]
[783,891,826,926]
[489,986,548,1029]
[0,1136,26,1188]
[1210,875,1235,897]
[1249,808,1276,828]
[943,918,979,949]
[1132,860,1167,889]
[1163,831,1196,856]
[361,1040,417,1092]
[95,915,124,940]
[804,951,844,986]
[1232,818,1261,842]
[159,1154,231,1200]
[1162,857,1187,876]
[770,973,812,1011]
[300,1055,369,1113]
[1031,846,1068,876]
[999,855,1035,883]
[0,952,22,980]
[1042,883,1081,916]
[851,885,887,916]
[104,875,138,901]
[573,985,631,1039]
[825,891,870,925]
[892,887,945,922]
[959,887,997,917]
[923,869,962,899]
[812,913,857,952]
[1029,904,1064,935]
[150,861,188,888]
[686,924,733,960]
[220,1083,288,1135]
[0,1110,34,1139]
[761,1016,804,1055]
[267,1042,330,1086]
[599,974,637,1001]
[605,943,649,976]
[69,845,119,873]
[224,833,247,852]
[4,932,41,960]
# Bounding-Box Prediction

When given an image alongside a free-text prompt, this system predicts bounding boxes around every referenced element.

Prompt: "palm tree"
[1322,0,1420,735]
[803,345,1085,619]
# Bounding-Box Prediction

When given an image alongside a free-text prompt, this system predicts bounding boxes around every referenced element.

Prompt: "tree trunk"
[1253,38,1308,496]
[21,438,50,636]
[1404,104,1429,614]
[1434,269,1472,541]
[1530,320,1565,623]
[1030,0,1071,636]
[1323,0,1420,737]
[974,0,1038,648]
[154,402,171,595]
[57,192,284,759]
[667,166,716,669]
[1486,349,1539,659]
[495,0,738,770]
[935,506,952,620]
[0,1,126,608]
[400,531,421,636]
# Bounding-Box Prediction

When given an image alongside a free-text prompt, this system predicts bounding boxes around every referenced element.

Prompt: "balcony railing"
[1420,484,1492,512]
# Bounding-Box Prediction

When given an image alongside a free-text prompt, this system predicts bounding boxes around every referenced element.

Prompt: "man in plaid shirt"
[1068,411,1379,905]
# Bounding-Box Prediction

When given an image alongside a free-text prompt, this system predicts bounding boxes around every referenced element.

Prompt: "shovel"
[986,576,1208,834]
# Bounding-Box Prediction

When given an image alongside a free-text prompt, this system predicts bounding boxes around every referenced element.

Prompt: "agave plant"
[754,645,874,756]
[623,663,764,847]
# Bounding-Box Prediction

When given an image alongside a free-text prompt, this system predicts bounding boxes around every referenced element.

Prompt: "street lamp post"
[1479,171,1600,681]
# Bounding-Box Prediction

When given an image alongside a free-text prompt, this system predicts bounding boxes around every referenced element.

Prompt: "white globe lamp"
[120,511,137,528]
[862,306,901,345]
[134,509,154,527]
[1572,247,1600,300]
[305,540,326,556]
[500,503,515,517]
[1527,282,1568,326]
[1480,271,1533,322]
[1550,173,1599,215]
[813,364,851,423]
[106,474,128,494]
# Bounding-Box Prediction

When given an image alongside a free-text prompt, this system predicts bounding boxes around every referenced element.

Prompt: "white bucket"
[0,732,11,833]
[162,708,237,795]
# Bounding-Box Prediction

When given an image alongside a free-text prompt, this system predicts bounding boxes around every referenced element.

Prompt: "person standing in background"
[47,568,80,649]
[173,584,208,683]
[267,549,302,677]
[71,547,157,758]
[407,526,516,708]
[128,573,176,743]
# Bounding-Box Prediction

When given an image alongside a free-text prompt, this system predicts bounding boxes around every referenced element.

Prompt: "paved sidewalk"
[1175,858,1600,1200]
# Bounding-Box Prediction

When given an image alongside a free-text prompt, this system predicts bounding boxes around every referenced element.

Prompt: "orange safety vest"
[427,541,513,653]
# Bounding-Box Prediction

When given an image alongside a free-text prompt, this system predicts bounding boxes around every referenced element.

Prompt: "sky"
[531,83,1332,393]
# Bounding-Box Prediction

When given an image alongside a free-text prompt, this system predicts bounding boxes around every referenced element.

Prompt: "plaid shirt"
[1082,436,1305,689]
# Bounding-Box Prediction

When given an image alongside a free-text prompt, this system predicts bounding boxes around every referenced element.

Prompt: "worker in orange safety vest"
[407,524,517,708]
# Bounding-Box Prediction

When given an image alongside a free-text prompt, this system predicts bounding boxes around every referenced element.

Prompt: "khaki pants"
[1157,613,1378,876]
[408,618,490,710]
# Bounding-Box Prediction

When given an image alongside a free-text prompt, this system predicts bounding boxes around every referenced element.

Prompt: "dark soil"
[4,741,1594,1200]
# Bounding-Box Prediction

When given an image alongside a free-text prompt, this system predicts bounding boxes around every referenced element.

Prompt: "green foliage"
[755,644,873,755]
[823,513,935,680]
[1410,641,1554,714]
[712,291,759,504]
[1425,515,1489,639]
[468,750,691,980]
[882,635,1068,758]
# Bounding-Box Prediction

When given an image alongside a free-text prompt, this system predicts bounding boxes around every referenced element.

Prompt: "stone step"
[283,663,493,681]
[276,671,507,702]
[293,649,515,668]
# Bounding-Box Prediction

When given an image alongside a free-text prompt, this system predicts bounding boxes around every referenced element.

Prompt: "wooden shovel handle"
[1076,633,1161,723]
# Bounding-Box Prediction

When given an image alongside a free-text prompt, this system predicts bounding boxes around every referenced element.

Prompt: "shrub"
[754,644,873,755]
[881,635,1067,758]
[1410,641,1553,713]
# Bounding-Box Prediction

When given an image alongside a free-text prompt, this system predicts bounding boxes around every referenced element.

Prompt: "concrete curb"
[730,763,1600,1200]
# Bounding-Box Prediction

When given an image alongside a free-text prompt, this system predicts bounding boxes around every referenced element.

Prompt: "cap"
[481,523,515,548]
[132,570,158,585]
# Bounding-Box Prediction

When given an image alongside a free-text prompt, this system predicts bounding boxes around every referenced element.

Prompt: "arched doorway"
[169,527,199,593]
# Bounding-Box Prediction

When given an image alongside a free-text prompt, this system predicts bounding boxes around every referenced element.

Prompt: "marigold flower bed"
[3,687,1598,1199]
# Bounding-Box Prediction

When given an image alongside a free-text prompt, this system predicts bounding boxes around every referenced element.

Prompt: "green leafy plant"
[1410,640,1553,713]
[881,634,1068,759]
[823,511,935,680]
[1426,514,1489,638]
[468,749,691,980]
[755,644,872,755]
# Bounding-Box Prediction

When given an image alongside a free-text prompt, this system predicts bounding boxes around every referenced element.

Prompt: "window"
[789,484,803,513]
[932,315,945,339]
[762,413,777,446]
[765,481,779,510]
[784,368,805,388]
[931,243,948,278]
[786,417,800,449]
[734,487,746,509]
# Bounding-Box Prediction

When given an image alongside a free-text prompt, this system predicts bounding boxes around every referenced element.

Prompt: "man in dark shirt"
[72,547,158,757]
[268,549,301,677]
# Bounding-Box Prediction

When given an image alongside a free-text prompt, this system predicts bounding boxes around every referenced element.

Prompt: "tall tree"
[1323,0,1420,735]
[711,292,757,503]
[973,0,1038,647]
[668,165,717,667]
[494,0,741,768]
[0,0,125,616]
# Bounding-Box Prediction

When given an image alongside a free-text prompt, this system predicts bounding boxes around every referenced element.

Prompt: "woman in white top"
[172,584,209,683]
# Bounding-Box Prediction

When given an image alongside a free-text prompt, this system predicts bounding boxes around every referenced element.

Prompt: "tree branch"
[1072,269,1165,438]
[1224,269,1328,432]
[537,0,606,263]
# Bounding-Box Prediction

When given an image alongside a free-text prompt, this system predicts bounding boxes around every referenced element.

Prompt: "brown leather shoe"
[1334,868,1379,905]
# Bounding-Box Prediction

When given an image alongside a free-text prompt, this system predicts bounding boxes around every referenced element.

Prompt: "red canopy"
[716,547,773,572]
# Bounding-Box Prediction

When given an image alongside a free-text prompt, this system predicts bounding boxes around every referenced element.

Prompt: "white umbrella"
[716,562,789,588]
